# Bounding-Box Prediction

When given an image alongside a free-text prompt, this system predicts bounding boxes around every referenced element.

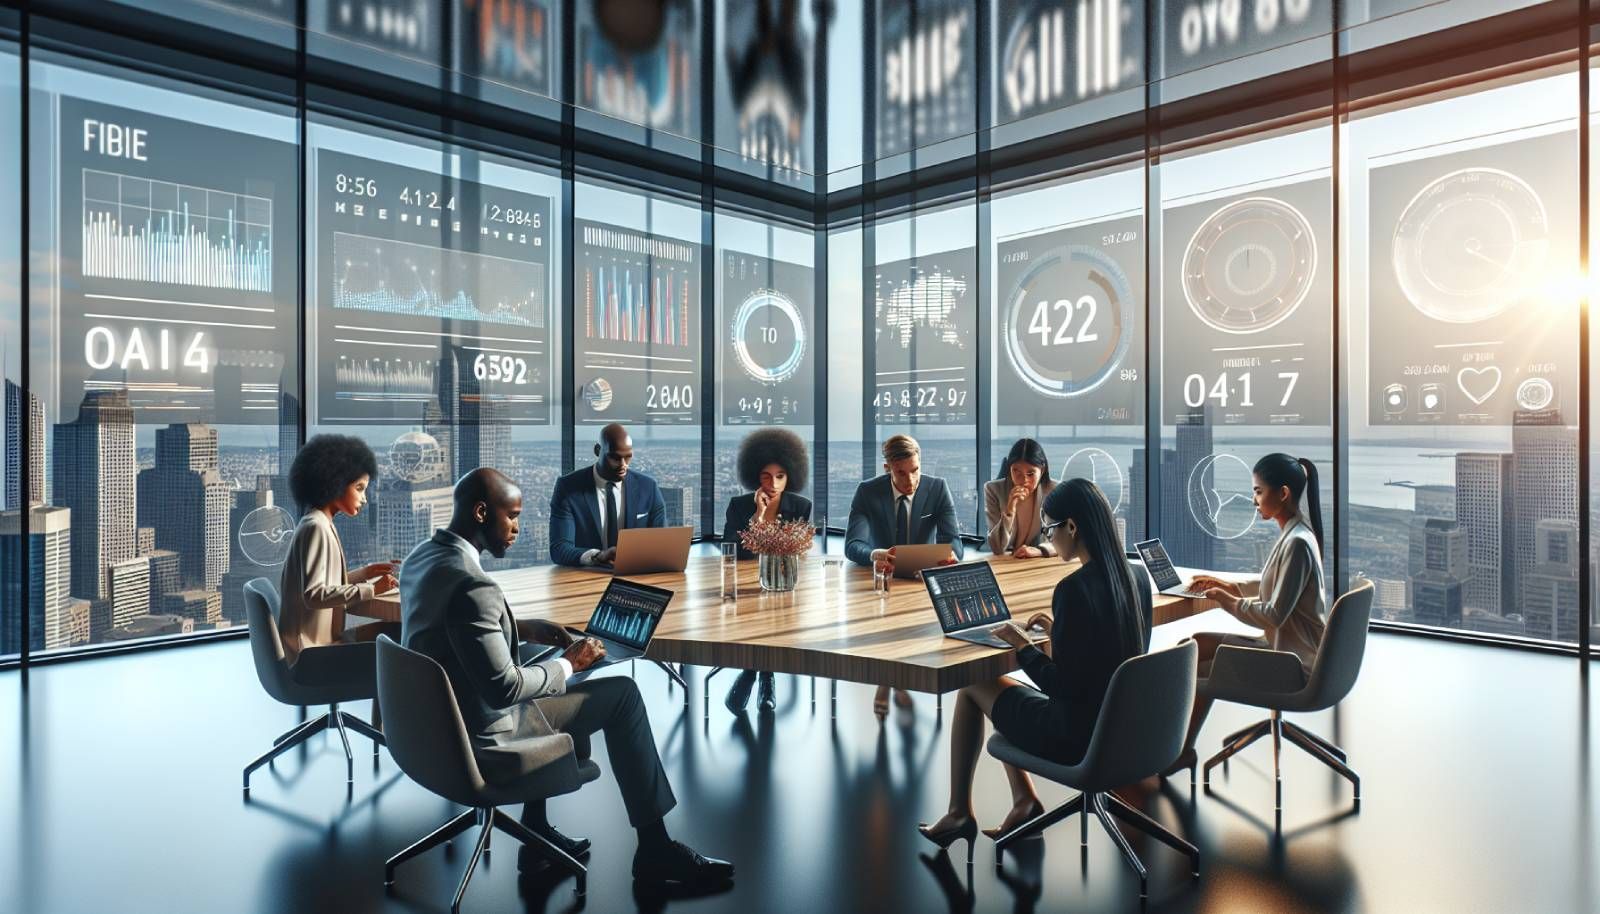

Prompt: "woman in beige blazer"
[278,435,399,682]
[1166,452,1328,773]
[984,438,1057,558]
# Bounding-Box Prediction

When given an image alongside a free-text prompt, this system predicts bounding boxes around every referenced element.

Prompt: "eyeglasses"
[1041,519,1065,538]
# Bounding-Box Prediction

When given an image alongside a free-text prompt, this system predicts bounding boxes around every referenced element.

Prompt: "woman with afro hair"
[720,428,813,713]
[278,434,400,688]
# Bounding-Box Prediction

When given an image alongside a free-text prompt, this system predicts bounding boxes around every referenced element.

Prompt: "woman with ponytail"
[1165,453,1328,774]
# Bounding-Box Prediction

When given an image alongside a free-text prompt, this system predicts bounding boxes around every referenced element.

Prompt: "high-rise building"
[661,486,691,529]
[438,346,511,480]
[378,478,454,560]
[103,554,152,637]
[1411,518,1466,628]
[1,505,72,653]
[1455,453,1515,617]
[137,424,231,591]
[145,549,182,607]
[221,481,277,624]
[1524,518,1579,642]
[136,527,156,557]
[54,390,137,602]
[5,378,45,510]
[61,597,90,648]
[1130,412,1216,570]
[1512,409,1577,636]
[160,589,222,627]
[277,384,300,480]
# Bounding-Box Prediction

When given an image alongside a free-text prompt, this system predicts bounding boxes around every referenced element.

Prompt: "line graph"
[332,232,547,328]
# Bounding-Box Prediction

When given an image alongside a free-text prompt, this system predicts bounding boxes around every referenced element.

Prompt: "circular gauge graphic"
[1186,453,1259,540]
[1001,244,1136,399]
[730,289,808,385]
[1392,168,1549,324]
[1181,197,1317,335]
[389,430,447,484]
[582,378,614,413]
[1516,377,1554,411]
[1062,447,1125,514]
[238,505,297,567]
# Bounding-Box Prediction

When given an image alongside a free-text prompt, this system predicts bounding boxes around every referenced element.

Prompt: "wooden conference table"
[367,554,1255,695]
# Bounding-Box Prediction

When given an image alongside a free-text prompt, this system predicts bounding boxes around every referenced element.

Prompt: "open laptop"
[892,542,957,579]
[921,562,1049,650]
[526,577,674,681]
[611,526,694,575]
[1134,538,1210,598]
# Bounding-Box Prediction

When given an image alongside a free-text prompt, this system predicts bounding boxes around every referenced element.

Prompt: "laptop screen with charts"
[584,578,673,652]
[1133,539,1208,598]
[611,526,694,575]
[921,562,1048,649]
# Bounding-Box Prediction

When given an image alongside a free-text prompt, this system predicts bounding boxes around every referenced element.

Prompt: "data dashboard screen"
[872,249,976,425]
[314,148,553,424]
[57,96,297,425]
[923,562,1011,631]
[324,0,442,61]
[721,251,814,425]
[588,579,670,650]
[877,0,975,157]
[995,212,1143,425]
[1161,176,1332,426]
[1367,130,1576,426]
[575,219,701,426]
[1160,0,1329,78]
[995,0,1143,125]
[577,0,697,135]
[459,0,553,96]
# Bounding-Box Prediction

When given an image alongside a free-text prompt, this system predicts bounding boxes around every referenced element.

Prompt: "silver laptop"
[611,526,693,575]
[892,542,957,579]
[526,578,673,681]
[921,562,1048,649]
[1134,538,1209,598]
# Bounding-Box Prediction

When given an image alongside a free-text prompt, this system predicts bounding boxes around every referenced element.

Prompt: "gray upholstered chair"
[376,635,600,911]
[241,577,385,791]
[1199,581,1373,809]
[987,640,1200,898]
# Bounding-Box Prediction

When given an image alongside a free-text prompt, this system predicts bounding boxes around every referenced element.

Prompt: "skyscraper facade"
[1,505,72,653]
[1511,409,1578,640]
[137,424,231,590]
[1455,453,1515,617]
[1410,518,1466,628]
[53,390,136,602]
[1524,518,1580,641]
[5,378,45,510]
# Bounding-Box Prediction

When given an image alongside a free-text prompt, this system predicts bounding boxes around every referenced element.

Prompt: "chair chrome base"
[242,702,385,791]
[385,806,587,911]
[993,789,1199,897]
[1202,710,1360,808]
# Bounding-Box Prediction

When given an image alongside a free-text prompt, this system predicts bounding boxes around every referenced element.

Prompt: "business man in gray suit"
[399,467,733,886]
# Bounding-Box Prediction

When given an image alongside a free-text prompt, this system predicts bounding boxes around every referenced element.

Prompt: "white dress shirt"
[437,527,573,680]
[581,467,625,566]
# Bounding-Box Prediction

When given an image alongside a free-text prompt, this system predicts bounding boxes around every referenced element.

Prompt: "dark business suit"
[722,491,813,560]
[548,465,668,567]
[400,529,676,827]
[844,474,965,567]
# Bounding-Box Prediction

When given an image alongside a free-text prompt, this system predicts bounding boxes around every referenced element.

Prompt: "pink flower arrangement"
[738,519,816,557]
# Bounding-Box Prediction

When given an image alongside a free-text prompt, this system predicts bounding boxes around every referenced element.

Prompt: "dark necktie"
[605,482,619,549]
[897,494,912,545]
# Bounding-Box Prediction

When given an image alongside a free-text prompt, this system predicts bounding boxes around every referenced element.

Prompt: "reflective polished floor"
[1,632,1595,914]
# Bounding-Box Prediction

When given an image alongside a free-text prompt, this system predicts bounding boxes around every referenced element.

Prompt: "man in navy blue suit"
[549,423,668,568]
[845,433,965,571]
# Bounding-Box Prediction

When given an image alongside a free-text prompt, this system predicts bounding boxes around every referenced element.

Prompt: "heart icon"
[1457,366,1502,406]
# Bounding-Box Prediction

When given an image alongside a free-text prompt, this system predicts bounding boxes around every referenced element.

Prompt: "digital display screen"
[1161,176,1332,426]
[924,563,1011,631]
[575,219,701,426]
[1161,0,1329,78]
[872,249,976,425]
[723,0,811,170]
[1367,131,1577,426]
[325,0,441,61]
[878,0,975,157]
[57,98,297,425]
[996,0,1143,124]
[589,581,669,649]
[721,251,814,425]
[314,148,553,424]
[578,2,697,136]
[995,212,1143,425]
[459,0,552,96]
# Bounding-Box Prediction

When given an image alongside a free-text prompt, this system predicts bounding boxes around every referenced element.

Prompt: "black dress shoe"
[518,825,592,871]
[724,670,756,713]
[756,673,776,713]
[633,840,735,885]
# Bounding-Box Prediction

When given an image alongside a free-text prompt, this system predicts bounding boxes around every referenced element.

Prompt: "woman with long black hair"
[917,479,1151,853]
[983,438,1056,558]
[1165,452,1327,774]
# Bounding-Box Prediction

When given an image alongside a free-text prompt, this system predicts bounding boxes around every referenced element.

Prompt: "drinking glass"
[720,542,738,601]
[873,563,892,596]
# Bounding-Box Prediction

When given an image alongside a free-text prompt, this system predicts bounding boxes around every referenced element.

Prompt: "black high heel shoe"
[724,670,756,713]
[917,817,978,863]
[756,673,776,712]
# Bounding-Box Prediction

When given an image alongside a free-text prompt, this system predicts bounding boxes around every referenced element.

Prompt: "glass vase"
[758,553,800,592]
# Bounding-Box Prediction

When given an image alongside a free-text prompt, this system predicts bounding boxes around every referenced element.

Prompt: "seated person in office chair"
[721,428,813,713]
[1162,453,1328,777]
[845,433,965,718]
[399,467,734,886]
[919,479,1151,852]
[277,434,401,719]
[549,423,667,568]
[984,437,1057,559]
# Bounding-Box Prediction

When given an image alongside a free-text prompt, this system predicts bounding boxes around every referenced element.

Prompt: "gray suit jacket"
[399,530,569,746]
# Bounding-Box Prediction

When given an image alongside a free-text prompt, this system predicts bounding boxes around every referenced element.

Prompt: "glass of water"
[720,542,738,601]
[872,562,892,596]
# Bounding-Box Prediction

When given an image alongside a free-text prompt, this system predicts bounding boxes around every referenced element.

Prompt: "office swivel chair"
[1198,581,1373,809]
[987,640,1200,898]
[377,636,597,911]
[241,578,385,791]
